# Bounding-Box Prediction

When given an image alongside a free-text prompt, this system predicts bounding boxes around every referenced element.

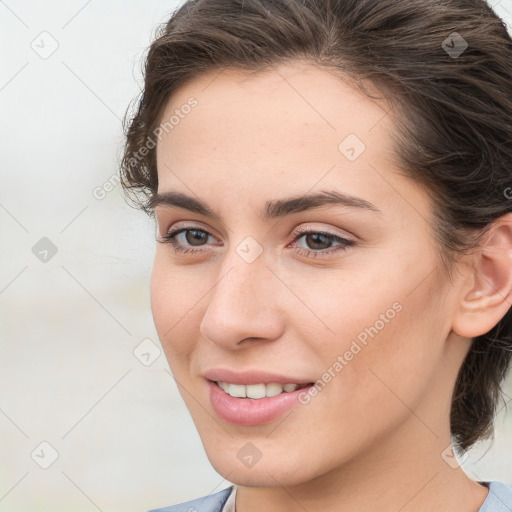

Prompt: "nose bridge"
[213,231,272,308]
[199,242,281,347]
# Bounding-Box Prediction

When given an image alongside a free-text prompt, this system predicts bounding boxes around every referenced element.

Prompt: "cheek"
[330,288,444,422]
[297,261,444,410]
[150,253,200,368]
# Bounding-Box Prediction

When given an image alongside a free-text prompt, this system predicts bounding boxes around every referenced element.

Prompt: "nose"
[199,249,284,350]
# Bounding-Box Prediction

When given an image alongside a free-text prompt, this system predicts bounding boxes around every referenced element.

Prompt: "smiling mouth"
[214,380,312,399]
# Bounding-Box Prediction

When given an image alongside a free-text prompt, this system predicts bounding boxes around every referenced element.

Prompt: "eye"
[158,224,356,258]
[158,226,217,254]
[290,225,355,258]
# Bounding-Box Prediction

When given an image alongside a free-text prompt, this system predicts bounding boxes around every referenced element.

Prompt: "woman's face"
[151,62,469,486]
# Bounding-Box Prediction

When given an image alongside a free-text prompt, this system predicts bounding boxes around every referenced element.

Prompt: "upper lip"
[202,368,314,385]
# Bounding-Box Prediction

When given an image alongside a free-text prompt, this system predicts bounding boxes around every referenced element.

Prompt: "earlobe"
[452,213,512,339]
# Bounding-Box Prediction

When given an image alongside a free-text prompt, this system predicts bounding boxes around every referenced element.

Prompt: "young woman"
[120,0,512,510]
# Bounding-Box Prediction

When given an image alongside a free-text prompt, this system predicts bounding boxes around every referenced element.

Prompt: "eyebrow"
[148,189,381,221]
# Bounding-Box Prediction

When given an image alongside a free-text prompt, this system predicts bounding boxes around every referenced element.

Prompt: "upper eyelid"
[157,208,358,238]
[163,221,221,240]
[293,224,354,239]
[163,223,354,244]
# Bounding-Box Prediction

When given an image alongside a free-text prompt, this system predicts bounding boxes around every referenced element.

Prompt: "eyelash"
[158,224,356,258]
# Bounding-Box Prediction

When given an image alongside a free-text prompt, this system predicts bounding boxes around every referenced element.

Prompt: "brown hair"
[120,0,512,452]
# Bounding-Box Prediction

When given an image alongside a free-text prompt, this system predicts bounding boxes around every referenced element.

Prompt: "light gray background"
[1,1,512,511]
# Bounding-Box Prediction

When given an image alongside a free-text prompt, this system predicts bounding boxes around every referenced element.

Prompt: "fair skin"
[150,62,512,512]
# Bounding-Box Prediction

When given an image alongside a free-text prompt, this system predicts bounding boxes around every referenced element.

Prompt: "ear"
[452,213,512,338]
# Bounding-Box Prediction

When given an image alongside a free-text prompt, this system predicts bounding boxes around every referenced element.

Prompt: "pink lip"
[202,368,313,385]
[206,380,314,426]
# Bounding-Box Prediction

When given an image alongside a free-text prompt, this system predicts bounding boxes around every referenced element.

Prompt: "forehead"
[154,62,422,218]
[157,62,391,158]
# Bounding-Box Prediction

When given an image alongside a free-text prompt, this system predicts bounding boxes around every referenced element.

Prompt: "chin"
[204,445,320,488]
[215,463,309,488]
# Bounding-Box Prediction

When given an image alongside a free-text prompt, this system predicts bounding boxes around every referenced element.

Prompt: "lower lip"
[207,380,312,426]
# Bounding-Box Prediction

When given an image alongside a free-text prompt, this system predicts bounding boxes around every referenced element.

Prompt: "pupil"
[186,230,207,246]
[307,233,329,250]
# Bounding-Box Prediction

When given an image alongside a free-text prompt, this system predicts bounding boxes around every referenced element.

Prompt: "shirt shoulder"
[478,480,512,512]
[147,486,234,512]
[147,480,512,511]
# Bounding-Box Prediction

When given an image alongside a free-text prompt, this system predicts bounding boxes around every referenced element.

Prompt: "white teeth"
[229,384,246,398]
[246,383,266,399]
[266,383,283,397]
[217,381,304,399]
[218,381,229,393]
